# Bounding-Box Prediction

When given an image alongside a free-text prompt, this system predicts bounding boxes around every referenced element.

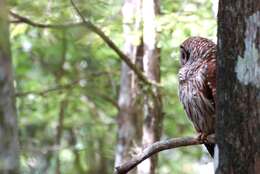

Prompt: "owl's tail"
[204,143,215,158]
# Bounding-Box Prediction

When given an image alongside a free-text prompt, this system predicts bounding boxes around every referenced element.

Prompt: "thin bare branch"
[115,134,215,174]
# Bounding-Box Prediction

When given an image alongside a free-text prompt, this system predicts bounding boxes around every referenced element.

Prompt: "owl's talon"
[197,133,208,143]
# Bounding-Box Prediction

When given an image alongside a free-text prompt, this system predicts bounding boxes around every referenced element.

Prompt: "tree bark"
[114,1,143,173]
[216,1,260,174]
[0,0,19,173]
[137,0,163,173]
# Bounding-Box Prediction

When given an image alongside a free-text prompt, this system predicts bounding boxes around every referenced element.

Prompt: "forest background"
[9,0,217,173]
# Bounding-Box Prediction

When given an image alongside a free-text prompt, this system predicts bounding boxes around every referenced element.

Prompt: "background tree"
[216,0,260,173]
[137,0,163,173]
[115,1,143,173]
[9,0,217,173]
[0,0,19,173]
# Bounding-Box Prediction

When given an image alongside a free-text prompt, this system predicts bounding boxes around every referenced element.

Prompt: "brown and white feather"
[178,36,216,140]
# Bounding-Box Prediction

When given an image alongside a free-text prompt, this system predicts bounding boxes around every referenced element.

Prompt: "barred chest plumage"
[178,61,215,134]
[178,36,217,157]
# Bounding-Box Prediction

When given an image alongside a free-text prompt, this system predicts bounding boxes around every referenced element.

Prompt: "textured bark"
[216,1,260,174]
[0,0,19,173]
[114,1,143,173]
[137,0,163,173]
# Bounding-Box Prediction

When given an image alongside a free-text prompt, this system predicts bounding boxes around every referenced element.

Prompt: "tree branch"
[115,134,215,174]
[69,0,157,86]
[10,8,159,87]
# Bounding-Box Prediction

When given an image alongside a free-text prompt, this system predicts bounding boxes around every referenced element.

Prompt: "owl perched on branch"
[178,37,216,157]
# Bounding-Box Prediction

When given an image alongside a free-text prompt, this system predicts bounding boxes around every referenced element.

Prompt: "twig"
[115,134,215,174]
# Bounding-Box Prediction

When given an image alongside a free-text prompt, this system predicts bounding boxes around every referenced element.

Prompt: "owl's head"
[179,36,216,66]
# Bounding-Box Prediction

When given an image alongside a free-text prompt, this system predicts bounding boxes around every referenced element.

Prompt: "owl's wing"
[206,57,216,105]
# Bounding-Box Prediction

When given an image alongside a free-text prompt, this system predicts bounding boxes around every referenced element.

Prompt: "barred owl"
[178,36,216,157]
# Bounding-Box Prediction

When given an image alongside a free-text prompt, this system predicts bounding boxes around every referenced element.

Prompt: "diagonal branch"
[70,0,156,86]
[10,8,159,87]
[115,134,215,174]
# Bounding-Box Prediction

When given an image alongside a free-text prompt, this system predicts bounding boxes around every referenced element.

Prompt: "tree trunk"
[68,128,85,174]
[137,0,163,174]
[55,99,68,174]
[0,0,19,173]
[54,32,68,174]
[114,0,143,173]
[216,1,260,174]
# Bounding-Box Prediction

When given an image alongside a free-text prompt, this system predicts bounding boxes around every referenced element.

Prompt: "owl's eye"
[181,51,186,60]
[180,47,189,65]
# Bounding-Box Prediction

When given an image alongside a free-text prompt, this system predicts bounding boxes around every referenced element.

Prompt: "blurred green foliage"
[10,0,216,173]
